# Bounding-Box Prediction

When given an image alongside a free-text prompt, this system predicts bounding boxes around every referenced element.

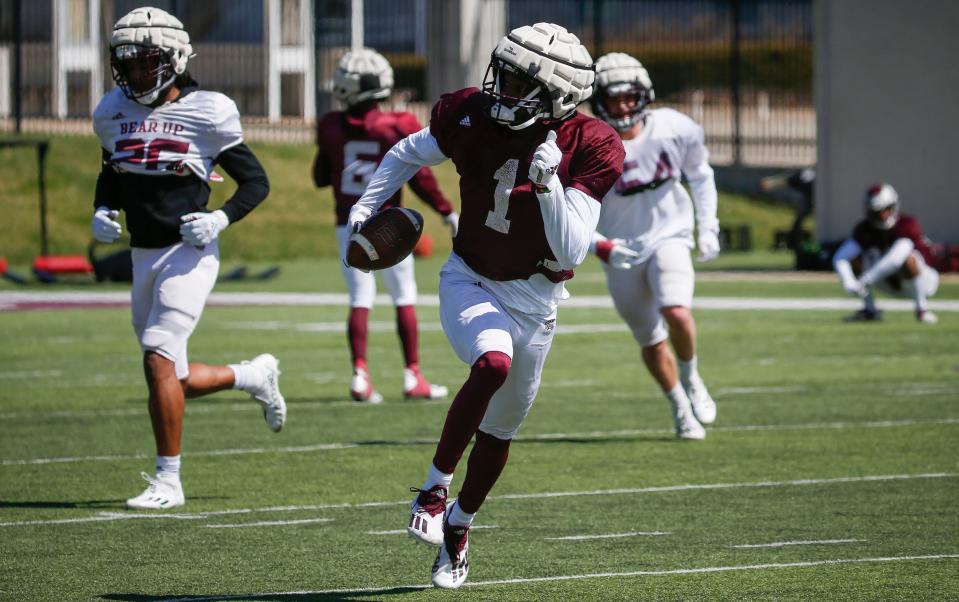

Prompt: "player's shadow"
[0,499,120,509]
[101,585,429,601]
[0,495,226,510]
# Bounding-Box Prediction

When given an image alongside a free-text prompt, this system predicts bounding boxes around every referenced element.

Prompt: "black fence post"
[730,0,742,165]
[592,0,603,58]
[37,141,49,256]
[13,0,22,134]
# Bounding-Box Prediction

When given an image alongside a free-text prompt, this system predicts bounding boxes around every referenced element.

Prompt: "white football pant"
[438,267,555,439]
[336,225,417,308]
[604,242,695,348]
[131,241,220,380]
[862,249,939,298]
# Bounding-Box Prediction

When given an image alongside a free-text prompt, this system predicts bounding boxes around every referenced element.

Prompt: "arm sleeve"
[94,148,123,211]
[213,143,270,223]
[682,123,719,233]
[312,146,332,188]
[536,186,602,269]
[355,127,448,214]
[832,238,861,287]
[860,238,914,285]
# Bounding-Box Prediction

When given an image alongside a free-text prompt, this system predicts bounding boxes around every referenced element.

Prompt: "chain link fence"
[0,0,813,165]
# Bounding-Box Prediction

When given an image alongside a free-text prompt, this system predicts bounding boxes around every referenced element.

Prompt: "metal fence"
[0,0,813,166]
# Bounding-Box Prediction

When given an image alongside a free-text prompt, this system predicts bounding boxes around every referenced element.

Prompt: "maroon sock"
[457,430,512,514]
[432,351,511,473]
[348,307,370,370]
[395,305,419,367]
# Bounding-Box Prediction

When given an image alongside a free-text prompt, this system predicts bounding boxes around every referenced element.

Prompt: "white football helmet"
[333,48,394,107]
[110,6,194,105]
[864,182,900,230]
[482,23,594,130]
[590,52,655,131]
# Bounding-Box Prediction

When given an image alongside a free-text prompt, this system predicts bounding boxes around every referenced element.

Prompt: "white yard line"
[2,291,958,312]
[3,417,957,466]
[204,518,333,529]
[545,531,671,541]
[366,525,500,536]
[0,472,953,528]
[732,539,865,548]
[153,554,959,601]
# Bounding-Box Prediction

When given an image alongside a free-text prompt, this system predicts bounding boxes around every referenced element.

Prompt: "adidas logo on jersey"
[459,116,471,127]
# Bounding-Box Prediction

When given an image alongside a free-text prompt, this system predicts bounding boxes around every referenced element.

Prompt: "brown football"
[346,207,424,271]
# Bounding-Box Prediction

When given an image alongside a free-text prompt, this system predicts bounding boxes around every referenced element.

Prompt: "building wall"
[815,0,959,243]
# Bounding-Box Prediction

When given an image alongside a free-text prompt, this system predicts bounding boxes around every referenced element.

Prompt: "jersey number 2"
[485,158,518,234]
[114,138,189,169]
[342,141,381,196]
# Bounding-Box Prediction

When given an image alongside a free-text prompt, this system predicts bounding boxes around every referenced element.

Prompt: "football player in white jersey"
[91,7,286,510]
[588,52,719,440]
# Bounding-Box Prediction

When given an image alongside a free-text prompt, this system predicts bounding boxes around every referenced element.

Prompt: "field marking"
[366,524,500,536]
[153,553,959,601]
[203,517,333,529]
[3,417,958,466]
[731,539,865,548]
[2,291,958,312]
[1,472,954,528]
[545,531,671,541]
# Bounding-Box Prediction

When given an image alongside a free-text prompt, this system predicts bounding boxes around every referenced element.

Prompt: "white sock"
[903,279,928,313]
[156,455,181,480]
[446,500,475,528]
[666,383,693,415]
[423,464,454,491]
[229,363,258,391]
[678,355,698,388]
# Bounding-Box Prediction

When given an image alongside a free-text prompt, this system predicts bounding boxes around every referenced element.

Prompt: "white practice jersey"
[597,108,718,264]
[93,87,243,181]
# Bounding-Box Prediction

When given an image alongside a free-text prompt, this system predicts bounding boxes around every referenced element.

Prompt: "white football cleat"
[432,518,470,589]
[408,485,448,546]
[673,410,706,441]
[403,368,449,400]
[686,379,717,425]
[917,310,939,324]
[244,354,287,432]
[351,368,383,404]
[126,472,185,510]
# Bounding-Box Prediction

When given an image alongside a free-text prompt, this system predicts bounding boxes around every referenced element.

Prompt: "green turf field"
[1,259,957,600]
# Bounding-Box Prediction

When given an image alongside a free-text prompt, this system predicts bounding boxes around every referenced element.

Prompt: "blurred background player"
[588,52,719,440]
[313,48,456,403]
[349,23,623,588]
[832,182,940,323]
[92,7,286,509]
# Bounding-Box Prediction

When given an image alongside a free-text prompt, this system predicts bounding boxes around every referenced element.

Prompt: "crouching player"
[92,6,286,509]
[832,183,939,323]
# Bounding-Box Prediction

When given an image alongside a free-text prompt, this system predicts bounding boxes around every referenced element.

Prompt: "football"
[346,207,424,271]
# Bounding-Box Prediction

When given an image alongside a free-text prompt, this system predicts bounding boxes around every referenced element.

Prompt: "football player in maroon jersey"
[833,183,940,323]
[349,23,624,588]
[313,48,457,403]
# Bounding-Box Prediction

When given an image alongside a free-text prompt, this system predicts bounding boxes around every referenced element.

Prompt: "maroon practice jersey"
[430,88,624,282]
[852,214,934,266]
[313,108,453,225]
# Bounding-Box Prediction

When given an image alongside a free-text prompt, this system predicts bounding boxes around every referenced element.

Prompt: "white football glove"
[179,210,229,247]
[529,130,562,192]
[842,279,868,298]
[608,241,641,270]
[444,212,459,237]
[347,204,372,233]
[696,229,721,262]
[92,207,123,243]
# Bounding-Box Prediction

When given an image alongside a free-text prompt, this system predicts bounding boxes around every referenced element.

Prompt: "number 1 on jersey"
[485,158,518,234]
